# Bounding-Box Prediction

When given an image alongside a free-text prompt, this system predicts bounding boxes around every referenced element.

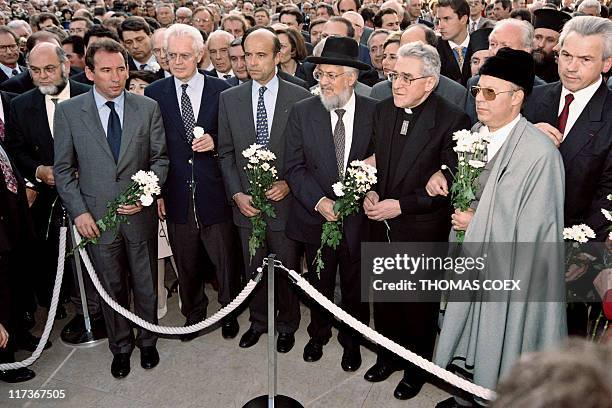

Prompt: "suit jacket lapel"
[390,96,437,191]
[560,81,608,164]
[80,90,114,162]
[236,82,256,148]
[117,92,138,169]
[312,101,338,181]
[163,77,189,142]
[346,95,369,164]
[269,80,290,154]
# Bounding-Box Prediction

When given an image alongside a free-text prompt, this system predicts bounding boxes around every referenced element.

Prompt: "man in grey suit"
[370,24,468,109]
[218,28,312,352]
[54,39,168,379]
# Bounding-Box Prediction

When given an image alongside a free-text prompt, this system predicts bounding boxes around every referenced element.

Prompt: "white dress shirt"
[93,86,125,137]
[251,73,279,136]
[449,34,470,52]
[481,113,521,161]
[174,71,205,121]
[45,82,71,137]
[135,54,157,71]
[559,77,602,140]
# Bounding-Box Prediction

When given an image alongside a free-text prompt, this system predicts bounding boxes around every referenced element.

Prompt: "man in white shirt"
[0,27,23,84]
[118,17,158,72]
[437,0,472,84]
[207,30,234,78]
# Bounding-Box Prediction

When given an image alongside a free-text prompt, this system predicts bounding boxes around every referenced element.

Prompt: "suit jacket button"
[188,158,193,164]
[115,177,120,182]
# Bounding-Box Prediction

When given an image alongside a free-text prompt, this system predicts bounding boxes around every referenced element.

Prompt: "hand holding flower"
[117,202,143,215]
[265,180,290,201]
[316,197,338,222]
[451,208,474,231]
[365,199,401,221]
[192,133,214,152]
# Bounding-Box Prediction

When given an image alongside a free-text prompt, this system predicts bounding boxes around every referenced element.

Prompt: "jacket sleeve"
[217,92,244,201]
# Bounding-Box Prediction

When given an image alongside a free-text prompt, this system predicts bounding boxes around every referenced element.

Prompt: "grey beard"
[319,86,352,111]
[38,77,68,96]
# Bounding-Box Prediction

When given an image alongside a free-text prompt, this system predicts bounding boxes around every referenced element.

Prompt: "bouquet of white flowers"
[443,129,490,243]
[313,160,377,275]
[70,170,160,254]
[242,144,278,261]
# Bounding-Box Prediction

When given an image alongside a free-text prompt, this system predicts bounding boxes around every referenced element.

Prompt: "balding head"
[244,28,279,54]
[207,29,234,45]
[400,24,437,46]
[342,11,365,41]
[381,0,404,17]
[27,42,70,95]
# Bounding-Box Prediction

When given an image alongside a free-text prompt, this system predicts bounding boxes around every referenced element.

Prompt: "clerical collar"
[404,108,412,114]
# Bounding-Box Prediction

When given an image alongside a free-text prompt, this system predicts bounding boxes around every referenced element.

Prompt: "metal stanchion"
[243,254,303,408]
[60,218,106,348]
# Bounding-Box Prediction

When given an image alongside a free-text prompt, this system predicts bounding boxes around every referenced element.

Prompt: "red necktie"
[0,151,17,194]
[557,93,575,135]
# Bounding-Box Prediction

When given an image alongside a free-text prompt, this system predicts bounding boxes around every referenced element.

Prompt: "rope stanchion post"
[242,255,303,408]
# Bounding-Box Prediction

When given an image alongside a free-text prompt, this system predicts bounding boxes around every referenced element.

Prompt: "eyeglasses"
[0,43,18,52]
[387,72,430,86]
[28,64,61,76]
[167,52,195,62]
[470,85,515,101]
[313,70,348,82]
[192,18,211,23]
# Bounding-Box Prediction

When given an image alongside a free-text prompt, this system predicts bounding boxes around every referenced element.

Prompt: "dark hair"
[309,18,326,33]
[243,26,281,55]
[85,38,129,70]
[84,25,120,47]
[244,15,256,27]
[373,8,398,29]
[360,7,376,25]
[197,28,209,43]
[510,8,532,22]
[328,16,355,38]
[94,7,106,17]
[337,0,362,12]
[26,30,61,52]
[279,8,304,25]
[36,12,60,29]
[316,3,334,17]
[142,16,160,31]
[126,69,157,88]
[62,35,85,56]
[127,2,140,12]
[276,27,307,61]
[70,16,94,29]
[118,16,151,40]
[437,0,470,19]
[494,0,512,10]
[254,7,269,17]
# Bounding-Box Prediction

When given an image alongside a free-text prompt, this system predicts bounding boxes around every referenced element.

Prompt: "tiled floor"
[0,286,453,408]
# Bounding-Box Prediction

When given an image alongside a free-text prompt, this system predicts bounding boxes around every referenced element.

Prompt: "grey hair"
[7,20,32,35]
[164,23,204,54]
[577,0,601,14]
[491,18,534,51]
[397,41,440,82]
[26,43,68,65]
[559,16,612,59]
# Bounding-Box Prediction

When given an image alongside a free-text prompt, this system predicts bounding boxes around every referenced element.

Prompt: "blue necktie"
[255,86,269,146]
[106,101,122,163]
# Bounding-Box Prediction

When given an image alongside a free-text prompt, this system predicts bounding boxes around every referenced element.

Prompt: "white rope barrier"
[268,259,497,401]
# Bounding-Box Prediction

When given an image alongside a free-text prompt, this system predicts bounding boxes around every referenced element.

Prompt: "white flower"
[441,165,448,170]
[564,224,595,243]
[249,156,259,164]
[608,194,612,201]
[140,194,154,206]
[452,129,473,141]
[261,162,270,171]
[332,182,345,197]
[193,126,205,139]
[242,144,262,158]
[148,62,161,73]
[602,208,612,222]
[468,160,485,169]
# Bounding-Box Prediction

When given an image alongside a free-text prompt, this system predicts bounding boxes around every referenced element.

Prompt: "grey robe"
[435,117,568,395]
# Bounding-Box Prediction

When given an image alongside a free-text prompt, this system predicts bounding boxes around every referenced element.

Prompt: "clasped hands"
[234,181,290,217]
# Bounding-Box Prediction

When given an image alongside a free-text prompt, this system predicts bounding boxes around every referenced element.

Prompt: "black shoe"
[239,327,264,348]
[180,321,200,342]
[0,367,36,383]
[54,305,67,320]
[111,353,131,379]
[436,397,462,408]
[221,317,239,339]
[341,349,362,372]
[393,378,424,400]
[276,332,295,353]
[364,362,397,382]
[140,346,159,370]
[303,339,324,362]
[22,312,35,330]
[15,332,52,352]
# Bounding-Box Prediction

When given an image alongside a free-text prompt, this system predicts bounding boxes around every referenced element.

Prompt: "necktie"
[0,116,5,141]
[106,101,122,163]
[255,86,269,146]
[333,109,346,179]
[223,74,232,79]
[140,64,147,70]
[557,93,575,135]
[455,46,464,71]
[181,83,196,144]
[11,69,17,76]
[0,150,17,194]
[51,98,58,105]
[470,21,477,33]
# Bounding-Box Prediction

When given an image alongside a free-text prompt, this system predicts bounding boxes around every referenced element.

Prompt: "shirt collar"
[174,70,205,92]
[45,81,71,100]
[93,86,125,109]
[253,72,279,95]
[449,33,470,49]
[561,76,602,104]
[0,63,17,77]
[483,113,521,141]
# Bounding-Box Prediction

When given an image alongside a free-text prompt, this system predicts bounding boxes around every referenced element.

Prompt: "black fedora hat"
[305,36,371,71]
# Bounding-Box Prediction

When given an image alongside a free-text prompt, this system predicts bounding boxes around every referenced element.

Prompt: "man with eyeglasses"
[363,41,469,401]
[151,28,172,78]
[0,27,24,84]
[4,42,91,335]
[524,16,612,337]
[435,47,566,408]
[284,35,375,373]
[192,6,216,34]
[175,7,193,24]
[68,17,93,39]
[145,24,241,343]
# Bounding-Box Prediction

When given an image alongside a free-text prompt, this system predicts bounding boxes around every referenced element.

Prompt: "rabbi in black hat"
[434,47,566,408]
[533,8,572,82]
[284,36,375,372]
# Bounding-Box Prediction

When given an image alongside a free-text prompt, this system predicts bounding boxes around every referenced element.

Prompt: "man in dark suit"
[218,28,312,351]
[436,0,472,85]
[0,27,25,85]
[206,30,235,79]
[54,39,168,378]
[284,37,375,371]
[363,42,470,401]
[4,43,103,345]
[145,24,241,342]
[70,27,122,87]
[523,16,612,335]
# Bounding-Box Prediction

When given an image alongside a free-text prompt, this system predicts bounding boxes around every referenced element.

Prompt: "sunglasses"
[470,86,516,101]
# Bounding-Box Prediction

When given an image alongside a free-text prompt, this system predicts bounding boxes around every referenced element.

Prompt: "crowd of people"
[0,0,610,406]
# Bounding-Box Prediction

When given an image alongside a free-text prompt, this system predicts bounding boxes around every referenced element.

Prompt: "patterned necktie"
[255,86,269,146]
[181,83,196,144]
[106,101,122,163]
[0,150,17,194]
[470,21,477,33]
[333,109,346,179]
[0,116,5,141]
[557,93,575,135]
[455,46,464,71]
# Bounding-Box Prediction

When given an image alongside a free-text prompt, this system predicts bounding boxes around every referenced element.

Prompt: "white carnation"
[332,182,345,197]
[193,126,205,139]
[261,162,270,171]
[140,194,154,207]
[468,160,485,169]
[602,208,612,222]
